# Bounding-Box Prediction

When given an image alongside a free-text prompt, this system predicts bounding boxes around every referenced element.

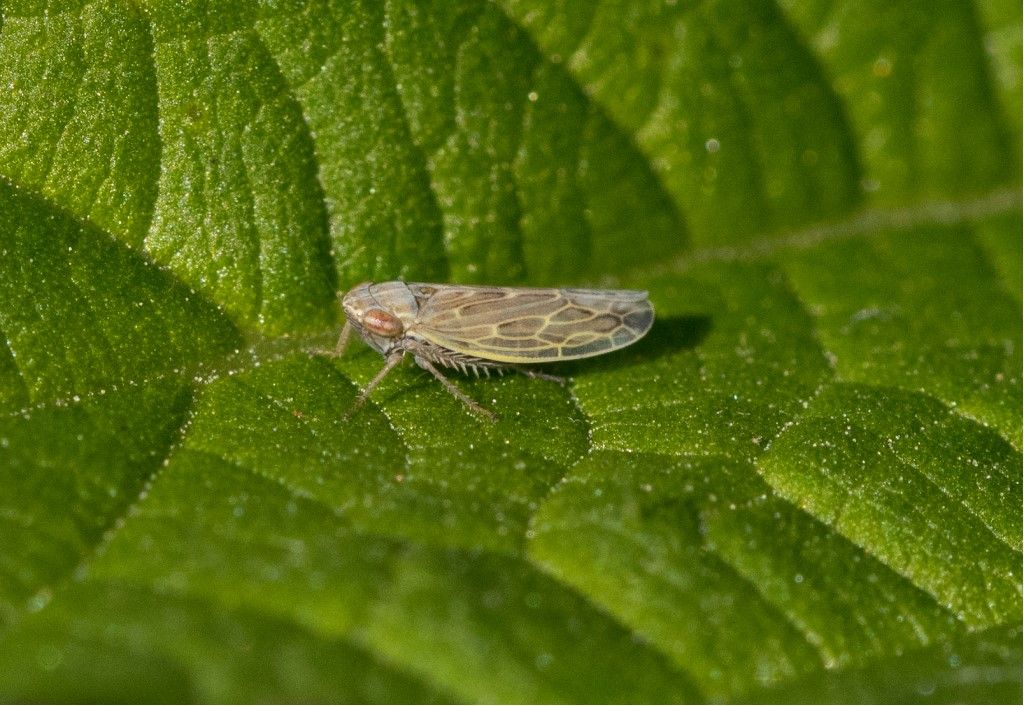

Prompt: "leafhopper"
[333,281,654,421]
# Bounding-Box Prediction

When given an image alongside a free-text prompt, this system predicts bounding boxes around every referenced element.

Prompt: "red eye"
[363,309,404,337]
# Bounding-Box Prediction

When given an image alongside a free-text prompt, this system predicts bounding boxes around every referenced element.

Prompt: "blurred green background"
[0,0,1020,702]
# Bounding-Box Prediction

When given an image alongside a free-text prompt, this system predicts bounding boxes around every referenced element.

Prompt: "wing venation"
[408,284,654,363]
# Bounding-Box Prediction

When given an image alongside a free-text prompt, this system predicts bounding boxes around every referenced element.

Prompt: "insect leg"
[516,367,567,385]
[333,320,354,357]
[415,356,497,422]
[311,320,353,358]
[344,350,404,420]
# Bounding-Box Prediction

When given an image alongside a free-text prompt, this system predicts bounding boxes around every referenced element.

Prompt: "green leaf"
[0,0,1020,702]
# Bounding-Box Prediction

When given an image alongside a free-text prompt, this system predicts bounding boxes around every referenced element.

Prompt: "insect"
[331,281,655,421]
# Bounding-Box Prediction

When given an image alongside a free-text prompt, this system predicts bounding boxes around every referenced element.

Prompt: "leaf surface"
[0,0,1020,702]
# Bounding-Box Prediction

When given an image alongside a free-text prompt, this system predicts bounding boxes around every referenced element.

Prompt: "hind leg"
[515,367,566,385]
[414,356,497,422]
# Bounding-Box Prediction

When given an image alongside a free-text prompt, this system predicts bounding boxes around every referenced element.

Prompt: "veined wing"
[408,284,654,363]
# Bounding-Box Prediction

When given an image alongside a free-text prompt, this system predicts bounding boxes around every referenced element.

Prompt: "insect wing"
[409,285,654,363]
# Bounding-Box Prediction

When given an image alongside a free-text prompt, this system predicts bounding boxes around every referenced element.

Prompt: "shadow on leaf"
[553,314,712,376]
